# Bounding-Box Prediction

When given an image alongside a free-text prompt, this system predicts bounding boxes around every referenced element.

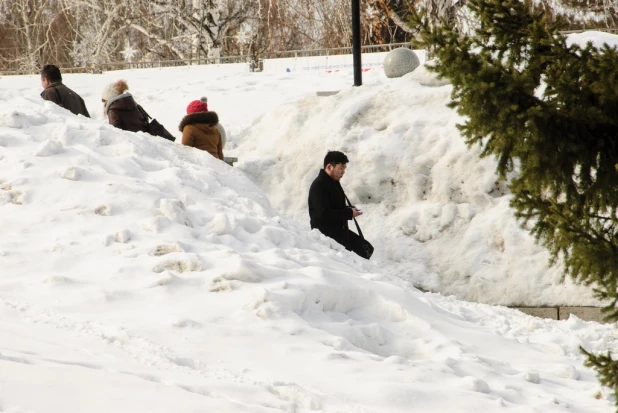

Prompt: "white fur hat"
[102,80,129,101]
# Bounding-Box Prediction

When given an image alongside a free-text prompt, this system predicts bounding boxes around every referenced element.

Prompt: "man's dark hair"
[41,64,62,82]
[323,151,349,168]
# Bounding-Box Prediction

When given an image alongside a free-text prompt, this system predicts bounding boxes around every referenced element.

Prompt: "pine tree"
[409,0,618,406]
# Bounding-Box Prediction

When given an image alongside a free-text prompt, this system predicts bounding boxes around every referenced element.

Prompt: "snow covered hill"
[1,31,618,412]
[231,31,618,306]
[5,35,617,305]
[231,64,593,306]
[0,91,616,412]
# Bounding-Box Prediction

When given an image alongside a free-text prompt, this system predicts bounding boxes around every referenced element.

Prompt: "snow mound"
[0,52,617,412]
[234,70,596,306]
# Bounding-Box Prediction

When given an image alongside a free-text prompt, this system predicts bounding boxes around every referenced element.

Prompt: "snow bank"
[0,73,617,412]
[234,65,595,306]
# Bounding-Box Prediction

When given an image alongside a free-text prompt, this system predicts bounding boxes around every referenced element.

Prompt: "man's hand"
[351,207,363,218]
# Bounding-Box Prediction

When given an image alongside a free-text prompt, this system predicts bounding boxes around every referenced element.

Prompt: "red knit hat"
[186,97,208,114]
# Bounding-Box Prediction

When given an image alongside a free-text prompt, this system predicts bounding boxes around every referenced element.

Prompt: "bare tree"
[66,0,132,67]
[532,0,618,30]
[4,0,615,73]
[0,0,75,71]
[386,0,618,36]
[121,0,253,62]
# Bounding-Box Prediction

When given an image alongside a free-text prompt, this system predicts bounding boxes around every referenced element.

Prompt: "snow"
[0,32,617,412]
[566,31,618,49]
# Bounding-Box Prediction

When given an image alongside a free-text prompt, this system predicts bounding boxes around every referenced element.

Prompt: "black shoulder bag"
[137,105,176,142]
[343,193,374,259]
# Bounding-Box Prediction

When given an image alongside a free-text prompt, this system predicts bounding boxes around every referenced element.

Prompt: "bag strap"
[137,104,152,121]
[343,191,366,240]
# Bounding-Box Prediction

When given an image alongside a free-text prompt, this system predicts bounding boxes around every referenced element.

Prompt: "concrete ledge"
[224,156,238,166]
[316,91,339,97]
[559,306,606,322]
[511,307,558,320]
[510,306,608,323]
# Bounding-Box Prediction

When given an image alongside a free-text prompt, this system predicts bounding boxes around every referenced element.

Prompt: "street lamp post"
[351,0,362,86]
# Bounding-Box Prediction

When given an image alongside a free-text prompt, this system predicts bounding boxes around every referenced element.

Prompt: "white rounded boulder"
[383,48,420,78]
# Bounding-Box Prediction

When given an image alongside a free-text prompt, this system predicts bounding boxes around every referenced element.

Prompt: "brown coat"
[179,112,223,160]
[41,82,90,117]
[106,93,148,133]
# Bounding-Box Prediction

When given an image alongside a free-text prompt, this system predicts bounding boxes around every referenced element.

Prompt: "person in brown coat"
[40,64,90,117]
[179,97,224,160]
[101,80,148,133]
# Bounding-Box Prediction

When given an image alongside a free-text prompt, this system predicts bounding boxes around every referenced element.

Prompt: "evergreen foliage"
[582,347,618,402]
[409,0,618,405]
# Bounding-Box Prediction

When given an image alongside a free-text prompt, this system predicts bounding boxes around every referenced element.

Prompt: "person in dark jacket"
[40,64,90,117]
[101,80,148,133]
[308,151,363,252]
[179,97,224,160]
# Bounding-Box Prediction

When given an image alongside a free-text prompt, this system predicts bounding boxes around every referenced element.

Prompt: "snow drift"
[0,74,617,412]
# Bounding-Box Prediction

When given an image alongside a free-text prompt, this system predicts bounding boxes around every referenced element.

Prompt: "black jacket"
[41,82,90,117]
[308,169,353,248]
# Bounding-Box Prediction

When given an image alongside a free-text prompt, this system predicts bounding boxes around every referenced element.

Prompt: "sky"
[0,31,617,413]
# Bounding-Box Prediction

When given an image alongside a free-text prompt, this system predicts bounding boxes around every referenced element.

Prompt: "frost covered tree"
[409,0,618,405]
[190,0,222,61]
[66,0,131,67]
[536,0,618,29]
[125,0,253,62]
[0,0,254,69]
[383,0,618,36]
[378,0,474,35]
[0,0,74,71]
[230,0,409,56]
[2,0,618,71]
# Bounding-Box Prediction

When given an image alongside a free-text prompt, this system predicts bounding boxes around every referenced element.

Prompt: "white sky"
[0,32,617,413]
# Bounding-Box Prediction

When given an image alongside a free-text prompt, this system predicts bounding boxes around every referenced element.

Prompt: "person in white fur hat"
[101,80,148,133]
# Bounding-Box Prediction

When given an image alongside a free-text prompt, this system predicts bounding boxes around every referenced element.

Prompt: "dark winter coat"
[308,169,353,248]
[105,93,148,133]
[179,112,223,160]
[41,82,90,118]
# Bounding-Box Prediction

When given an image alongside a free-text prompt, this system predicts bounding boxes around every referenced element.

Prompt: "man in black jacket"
[308,151,363,252]
[40,64,90,118]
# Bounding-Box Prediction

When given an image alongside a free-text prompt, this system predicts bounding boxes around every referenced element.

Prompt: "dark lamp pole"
[352,0,362,86]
